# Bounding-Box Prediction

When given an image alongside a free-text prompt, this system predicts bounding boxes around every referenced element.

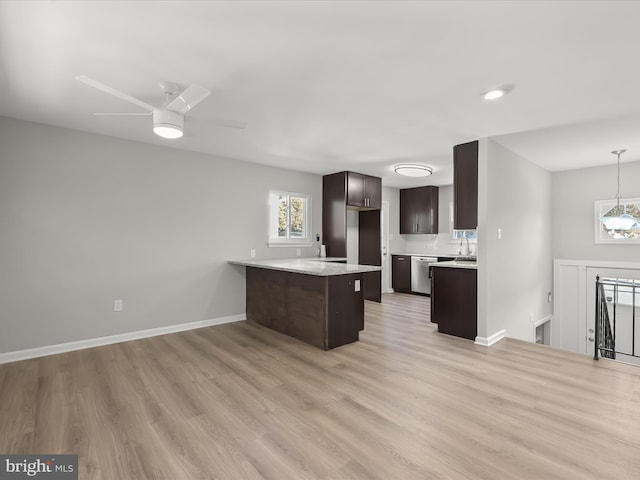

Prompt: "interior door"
[585,267,640,357]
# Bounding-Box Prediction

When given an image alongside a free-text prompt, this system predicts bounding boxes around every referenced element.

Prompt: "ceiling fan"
[75,76,242,139]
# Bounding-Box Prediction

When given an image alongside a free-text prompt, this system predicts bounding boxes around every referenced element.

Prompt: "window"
[594,198,640,244]
[269,191,311,246]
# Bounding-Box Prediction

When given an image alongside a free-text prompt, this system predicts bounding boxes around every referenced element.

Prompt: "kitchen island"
[229,258,382,350]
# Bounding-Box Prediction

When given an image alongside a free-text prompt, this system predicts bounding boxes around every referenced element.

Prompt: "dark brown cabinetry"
[347,172,382,209]
[391,255,411,293]
[323,171,382,303]
[431,266,477,340]
[400,186,439,234]
[359,210,382,302]
[453,140,479,230]
[246,267,364,350]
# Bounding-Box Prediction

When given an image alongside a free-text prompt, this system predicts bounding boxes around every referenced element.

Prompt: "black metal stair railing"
[594,275,616,360]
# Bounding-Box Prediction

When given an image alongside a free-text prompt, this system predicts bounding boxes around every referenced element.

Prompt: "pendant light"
[601,149,640,230]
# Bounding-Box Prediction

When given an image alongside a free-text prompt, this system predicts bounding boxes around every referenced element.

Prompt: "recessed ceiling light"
[393,164,433,177]
[482,89,505,100]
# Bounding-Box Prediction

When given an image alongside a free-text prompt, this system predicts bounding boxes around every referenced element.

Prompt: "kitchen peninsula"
[229,259,382,350]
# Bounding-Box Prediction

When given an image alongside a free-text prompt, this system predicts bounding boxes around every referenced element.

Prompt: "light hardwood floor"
[1,293,640,479]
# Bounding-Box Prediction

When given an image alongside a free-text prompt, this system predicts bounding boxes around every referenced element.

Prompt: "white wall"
[477,138,553,342]
[0,116,322,353]
[552,160,640,261]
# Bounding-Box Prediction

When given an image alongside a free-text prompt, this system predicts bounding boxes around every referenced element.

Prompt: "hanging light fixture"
[393,164,433,177]
[601,149,640,230]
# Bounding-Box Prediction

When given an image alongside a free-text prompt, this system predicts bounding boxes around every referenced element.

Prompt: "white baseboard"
[0,313,246,365]
[475,329,507,347]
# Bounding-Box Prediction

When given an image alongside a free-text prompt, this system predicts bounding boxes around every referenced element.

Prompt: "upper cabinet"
[346,172,382,210]
[453,140,479,230]
[400,186,439,234]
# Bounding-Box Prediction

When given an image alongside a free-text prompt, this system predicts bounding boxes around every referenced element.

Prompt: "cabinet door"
[362,270,381,303]
[453,141,479,230]
[399,188,415,234]
[328,273,364,348]
[414,186,439,234]
[392,255,412,293]
[346,172,365,208]
[322,172,348,258]
[364,175,382,209]
[431,267,477,339]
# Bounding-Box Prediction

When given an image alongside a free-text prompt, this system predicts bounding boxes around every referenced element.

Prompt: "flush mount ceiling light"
[393,164,433,177]
[601,149,640,230]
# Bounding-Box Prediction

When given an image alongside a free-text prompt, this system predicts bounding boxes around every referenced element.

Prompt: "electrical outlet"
[355,279,361,292]
[497,228,502,240]
[250,249,256,258]
[114,299,123,312]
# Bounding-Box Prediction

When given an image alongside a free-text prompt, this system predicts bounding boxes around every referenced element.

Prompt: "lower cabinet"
[431,266,477,340]
[362,271,381,303]
[392,255,412,293]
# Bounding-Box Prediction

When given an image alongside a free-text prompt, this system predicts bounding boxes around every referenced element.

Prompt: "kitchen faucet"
[459,237,471,256]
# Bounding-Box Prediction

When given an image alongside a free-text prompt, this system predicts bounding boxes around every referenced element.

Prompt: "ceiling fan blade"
[93,112,152,116]
[166,84,211,113]
[76,75,156,112]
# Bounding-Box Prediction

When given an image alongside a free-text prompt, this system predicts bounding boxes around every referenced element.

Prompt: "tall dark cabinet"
[399,186,439,234]
[322,171,382,303]
[453,140,479,230]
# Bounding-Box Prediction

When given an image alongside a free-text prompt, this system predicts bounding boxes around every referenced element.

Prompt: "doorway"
[382,201,391,293]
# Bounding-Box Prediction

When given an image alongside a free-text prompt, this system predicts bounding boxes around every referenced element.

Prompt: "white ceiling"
[2,1,640,187]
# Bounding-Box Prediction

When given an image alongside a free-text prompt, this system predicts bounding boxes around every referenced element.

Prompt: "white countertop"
[391,252,466,258]
[431,260,477,270]
[229,258,382,276]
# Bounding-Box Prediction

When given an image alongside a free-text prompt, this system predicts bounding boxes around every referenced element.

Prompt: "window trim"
[594,197,640,244]
[268,191,312,247]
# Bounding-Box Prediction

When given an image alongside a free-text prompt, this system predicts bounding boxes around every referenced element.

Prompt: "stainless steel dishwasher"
[411,256,438,295]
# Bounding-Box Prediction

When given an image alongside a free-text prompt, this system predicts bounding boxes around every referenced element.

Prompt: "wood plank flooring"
[2,292,640,479]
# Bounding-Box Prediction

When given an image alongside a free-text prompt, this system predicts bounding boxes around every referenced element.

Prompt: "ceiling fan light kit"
[153,110,184,139]
[393,164,433,177]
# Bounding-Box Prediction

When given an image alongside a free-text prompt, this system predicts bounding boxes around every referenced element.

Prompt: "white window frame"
[594,197,640,244]
[268,191,312,247]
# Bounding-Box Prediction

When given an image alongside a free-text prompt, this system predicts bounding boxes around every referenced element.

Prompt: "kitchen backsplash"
[396,233,477,256]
